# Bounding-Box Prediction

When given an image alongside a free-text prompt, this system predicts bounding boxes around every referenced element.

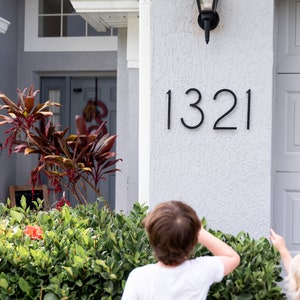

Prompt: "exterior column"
[138,0,152,205]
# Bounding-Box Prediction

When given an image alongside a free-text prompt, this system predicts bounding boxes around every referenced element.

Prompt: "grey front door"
[274,74,300,255]
[40,76,117,209]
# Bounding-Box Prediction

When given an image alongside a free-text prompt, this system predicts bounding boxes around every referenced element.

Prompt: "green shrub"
[193,228,286,299]
[0,199,286,299]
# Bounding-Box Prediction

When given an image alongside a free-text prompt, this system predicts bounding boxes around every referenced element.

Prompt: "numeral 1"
[167,90,171,130]
[246,89,251,130]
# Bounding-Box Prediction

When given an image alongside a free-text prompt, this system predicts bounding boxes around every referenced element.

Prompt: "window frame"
[25,0,118,52]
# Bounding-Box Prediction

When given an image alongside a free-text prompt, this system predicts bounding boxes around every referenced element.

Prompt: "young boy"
[270,229,300,299]
[122,200,240,300]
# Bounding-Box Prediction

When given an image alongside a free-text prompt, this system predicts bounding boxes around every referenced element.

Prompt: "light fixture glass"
[0,17,10,34]
[200,0,215,10]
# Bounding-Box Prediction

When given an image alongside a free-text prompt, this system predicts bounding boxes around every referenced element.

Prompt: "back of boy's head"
[143,200,201,266]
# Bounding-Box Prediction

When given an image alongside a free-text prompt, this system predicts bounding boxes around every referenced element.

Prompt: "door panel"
[275,0,300,254]
[274,172,300,256]
[276,74,300,172]
[278,0,300,72]
[275,75,300,252]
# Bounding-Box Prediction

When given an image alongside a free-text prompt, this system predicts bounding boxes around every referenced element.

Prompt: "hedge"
[0,198,286,299]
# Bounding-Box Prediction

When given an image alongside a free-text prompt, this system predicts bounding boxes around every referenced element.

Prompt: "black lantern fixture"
[196,0,219,44]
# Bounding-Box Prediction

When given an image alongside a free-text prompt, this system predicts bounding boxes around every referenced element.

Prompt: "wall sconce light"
[196,0,219,44]
[0,17,10,34]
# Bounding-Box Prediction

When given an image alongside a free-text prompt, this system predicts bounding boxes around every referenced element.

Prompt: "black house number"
[166,88,251,130]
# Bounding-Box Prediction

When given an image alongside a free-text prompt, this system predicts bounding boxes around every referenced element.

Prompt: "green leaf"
[0,278,8,289]
[19,277,29,293]
[43,292,59,300]
[9,210,24,223]
[18,245,29,259]
[20,196,27,210]
[73,255,85,267]
[63,266,73,277]
[96,259,109,271]
[75,245,86,257]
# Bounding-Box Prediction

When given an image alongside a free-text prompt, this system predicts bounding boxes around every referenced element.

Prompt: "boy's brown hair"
[143,200,201,266]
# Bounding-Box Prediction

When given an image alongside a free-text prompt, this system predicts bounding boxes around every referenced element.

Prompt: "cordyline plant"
[0,85,121,205]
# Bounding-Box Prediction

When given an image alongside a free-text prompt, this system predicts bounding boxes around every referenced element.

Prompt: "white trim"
[78,11,138,28]
[127,17,139,68]
[70,0,139,13]
[128,60,139,68]
[24,0,117,52]
[138,0,152,204]
[71,0,139,28]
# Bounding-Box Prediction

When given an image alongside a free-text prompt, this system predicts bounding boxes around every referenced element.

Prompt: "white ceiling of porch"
[70,0,139,31]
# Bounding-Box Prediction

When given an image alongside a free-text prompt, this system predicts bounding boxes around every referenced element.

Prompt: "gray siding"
[0,0,18,204]
[0,1,118,203]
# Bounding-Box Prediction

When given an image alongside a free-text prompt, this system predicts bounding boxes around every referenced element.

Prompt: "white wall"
[140,0,274,237]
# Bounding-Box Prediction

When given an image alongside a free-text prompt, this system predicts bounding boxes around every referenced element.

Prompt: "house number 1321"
[166,88,251,130]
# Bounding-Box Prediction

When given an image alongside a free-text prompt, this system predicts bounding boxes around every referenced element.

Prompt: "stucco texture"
[147,0,274,238]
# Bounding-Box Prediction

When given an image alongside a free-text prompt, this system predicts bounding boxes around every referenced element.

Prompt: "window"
[48,89,61,125]
[25,0,118,52]
[38,0,117,37]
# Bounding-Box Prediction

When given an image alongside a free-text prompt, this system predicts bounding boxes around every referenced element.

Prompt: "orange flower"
[24,225,43,240]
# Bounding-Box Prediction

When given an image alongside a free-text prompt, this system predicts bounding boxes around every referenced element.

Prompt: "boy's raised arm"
[198,228,240,276]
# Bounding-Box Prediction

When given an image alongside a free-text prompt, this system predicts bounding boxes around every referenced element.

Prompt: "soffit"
[70,0,139,31]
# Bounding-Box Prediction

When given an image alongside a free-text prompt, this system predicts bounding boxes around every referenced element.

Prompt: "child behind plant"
[270,229,300,299]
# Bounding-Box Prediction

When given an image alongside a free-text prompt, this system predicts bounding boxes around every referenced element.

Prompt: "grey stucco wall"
[142,0,274,238]
[0,0,18,203]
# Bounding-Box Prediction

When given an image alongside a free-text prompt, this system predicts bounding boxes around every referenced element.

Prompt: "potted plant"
[0,85,121,205]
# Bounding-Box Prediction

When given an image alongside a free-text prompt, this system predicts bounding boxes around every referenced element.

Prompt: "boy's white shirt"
[121,256,224,300]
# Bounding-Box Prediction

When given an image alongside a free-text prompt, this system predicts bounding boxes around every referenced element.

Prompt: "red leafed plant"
[55,192,71,210]
[0,85,122,205]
